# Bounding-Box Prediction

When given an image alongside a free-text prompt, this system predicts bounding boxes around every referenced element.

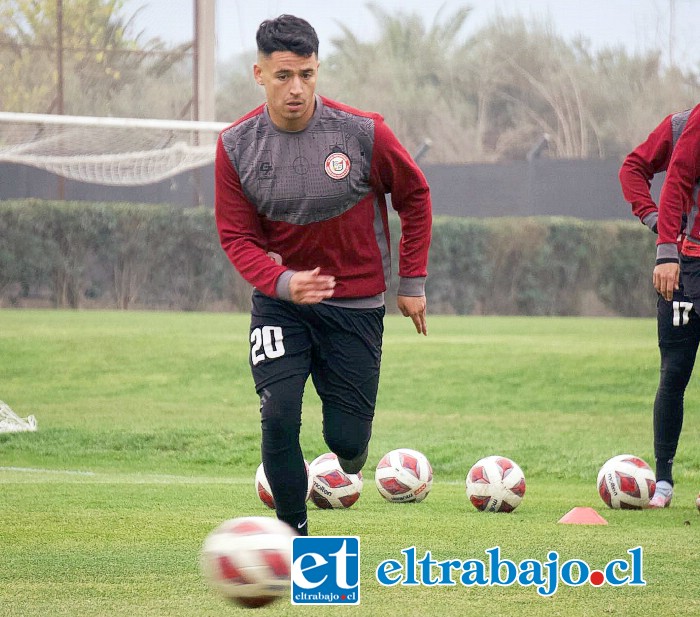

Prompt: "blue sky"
[122,0,698,69]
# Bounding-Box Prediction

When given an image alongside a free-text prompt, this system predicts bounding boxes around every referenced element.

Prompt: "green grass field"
[1,309,699,616]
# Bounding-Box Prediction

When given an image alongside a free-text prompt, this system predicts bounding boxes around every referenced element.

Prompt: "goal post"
[0,111,228,186]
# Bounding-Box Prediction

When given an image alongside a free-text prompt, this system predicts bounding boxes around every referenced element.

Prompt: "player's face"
[254,51,319,132]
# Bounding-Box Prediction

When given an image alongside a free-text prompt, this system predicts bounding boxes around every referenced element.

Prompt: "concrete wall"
[0,159,662,220]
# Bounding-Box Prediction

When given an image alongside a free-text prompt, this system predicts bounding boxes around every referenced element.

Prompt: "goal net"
[0,111,228,186]
[0,400,37,434]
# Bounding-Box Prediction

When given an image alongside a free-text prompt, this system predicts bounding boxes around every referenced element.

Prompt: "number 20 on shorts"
[251,326,285,365]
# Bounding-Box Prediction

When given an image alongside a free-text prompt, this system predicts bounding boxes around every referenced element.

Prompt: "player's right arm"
[215,135,285,297]
[618,114,674,233]
[655,105,700,299]
[215,136,335,303]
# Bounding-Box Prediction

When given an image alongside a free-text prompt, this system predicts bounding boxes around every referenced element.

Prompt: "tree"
[0,0,191,117]
[215,51,265,122]
[453,16,699,161]
[452,17,600,160]
[212,7,699,163]
[321,3,474,161]
[581,47,698,158]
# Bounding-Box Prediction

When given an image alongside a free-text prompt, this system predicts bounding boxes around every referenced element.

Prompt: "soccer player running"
[620,106,697,508]
[619,108,698,508]
[215,15,432,535]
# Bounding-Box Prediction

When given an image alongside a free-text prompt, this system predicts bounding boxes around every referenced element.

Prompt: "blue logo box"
[291,536,360,605]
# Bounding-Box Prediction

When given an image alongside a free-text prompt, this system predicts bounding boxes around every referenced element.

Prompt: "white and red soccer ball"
[199,516,295,609]
[466,455,526,513]
[308,452,363,509]
[375,448,433,503]
[255,461,312,510]
[597,454,656,509]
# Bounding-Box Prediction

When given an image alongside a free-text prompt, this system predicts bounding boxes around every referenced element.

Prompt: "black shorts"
[249,291,385,419]
[680,254,700,303]
[657,286,700,349]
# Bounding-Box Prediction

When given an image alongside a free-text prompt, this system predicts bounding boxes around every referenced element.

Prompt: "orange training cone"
[558,507,608,525]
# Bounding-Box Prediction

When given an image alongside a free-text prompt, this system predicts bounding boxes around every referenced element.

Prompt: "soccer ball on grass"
[466,455,526,513]
[375,448,433,503]
[597,454,656,509]
[199,516,295,608]
[308,452,363,509]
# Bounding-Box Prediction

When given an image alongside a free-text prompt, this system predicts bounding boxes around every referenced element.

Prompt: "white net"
[0,112,228,186]
[0,400,37,434]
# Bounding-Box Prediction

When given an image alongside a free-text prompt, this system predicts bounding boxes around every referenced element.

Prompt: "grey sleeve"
[397,276,426,296]
[275,270,296,301]
[642,212,658,233]
[656,243,679,262]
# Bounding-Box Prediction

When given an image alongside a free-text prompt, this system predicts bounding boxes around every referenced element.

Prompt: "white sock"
[655,480,673,496]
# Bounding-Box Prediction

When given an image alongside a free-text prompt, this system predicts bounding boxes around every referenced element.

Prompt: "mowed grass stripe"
[0,466,253,484]
[1,309,699,616]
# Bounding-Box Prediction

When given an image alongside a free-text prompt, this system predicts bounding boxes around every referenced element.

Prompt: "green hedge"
[414,216,658,317]
[0,200,657,316]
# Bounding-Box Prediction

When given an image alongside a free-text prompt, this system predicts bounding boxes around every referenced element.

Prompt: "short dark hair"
[256,15,319,57]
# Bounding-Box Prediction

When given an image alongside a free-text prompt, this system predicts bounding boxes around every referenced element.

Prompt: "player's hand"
[398,295,427,336]
[652,262,679,301]
[289,268,335,304]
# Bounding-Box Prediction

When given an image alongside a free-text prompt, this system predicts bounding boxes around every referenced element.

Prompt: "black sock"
[277,511,308,536]
[323,411,372,475]
[338,445,368,474]
[655,457,674,485]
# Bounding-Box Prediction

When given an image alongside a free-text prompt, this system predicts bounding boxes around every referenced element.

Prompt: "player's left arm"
[397,295,427,336]
[371,118,432,335]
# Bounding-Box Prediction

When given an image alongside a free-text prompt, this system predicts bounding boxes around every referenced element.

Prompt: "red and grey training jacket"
[215,95,432,307]
[655,103,700,262]
[619,109,691,254]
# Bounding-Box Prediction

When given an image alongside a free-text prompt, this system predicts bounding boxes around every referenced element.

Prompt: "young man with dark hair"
[215,15,432,535]
[621,107,698,508]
